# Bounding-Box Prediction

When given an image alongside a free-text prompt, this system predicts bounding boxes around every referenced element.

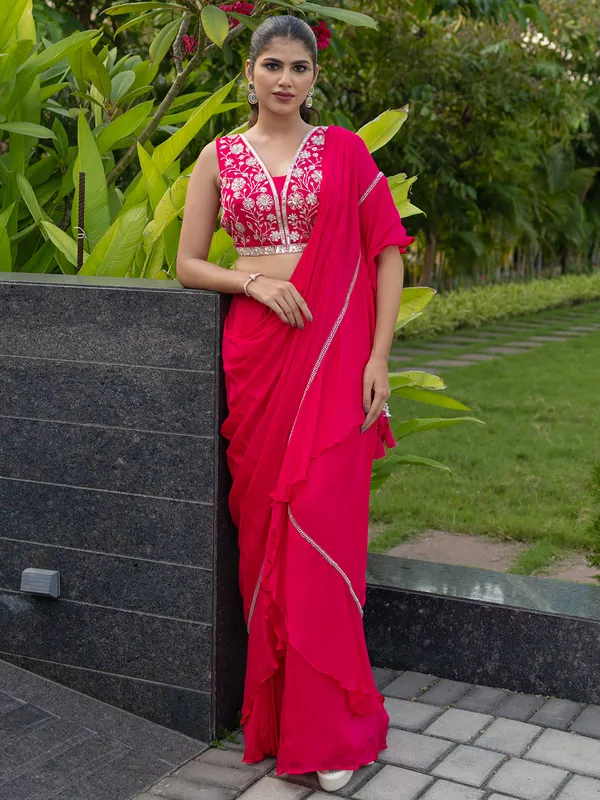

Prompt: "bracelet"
[243,272,263,296]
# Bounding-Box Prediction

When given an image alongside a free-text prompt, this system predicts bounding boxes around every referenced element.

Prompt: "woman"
[177,15,413,793]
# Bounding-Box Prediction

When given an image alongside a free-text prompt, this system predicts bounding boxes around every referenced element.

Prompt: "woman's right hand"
[246,276,313,329]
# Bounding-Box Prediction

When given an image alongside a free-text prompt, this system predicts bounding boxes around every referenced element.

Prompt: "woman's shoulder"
[327,125,369,153]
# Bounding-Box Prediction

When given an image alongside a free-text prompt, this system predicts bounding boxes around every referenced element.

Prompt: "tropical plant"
[586,463,600,584]
[371,285,484,490]
[2,0,420,279]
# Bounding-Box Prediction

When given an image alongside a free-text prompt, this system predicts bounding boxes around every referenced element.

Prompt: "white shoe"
[317,769,354,792]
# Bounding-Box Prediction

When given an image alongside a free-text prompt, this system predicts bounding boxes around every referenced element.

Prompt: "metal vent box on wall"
[0,273,246,742]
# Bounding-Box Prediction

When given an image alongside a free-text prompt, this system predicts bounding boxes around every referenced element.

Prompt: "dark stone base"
[365,553,600,704]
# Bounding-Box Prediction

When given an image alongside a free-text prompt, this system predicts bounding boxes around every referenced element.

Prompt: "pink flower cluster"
[182,34,197,56]
[311,20,331,51]
[219,1,255,28]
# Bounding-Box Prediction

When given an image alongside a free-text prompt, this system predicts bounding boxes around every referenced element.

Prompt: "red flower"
[311,20,331,51]
[182,34,197,56]
[219,1,254,28]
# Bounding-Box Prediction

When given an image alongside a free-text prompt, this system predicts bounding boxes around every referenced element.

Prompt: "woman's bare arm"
[361,245,404,432]
[176,141,252,293]
[176,140,312,327]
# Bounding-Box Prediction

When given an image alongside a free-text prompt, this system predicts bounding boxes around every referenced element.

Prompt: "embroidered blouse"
[216,125,327,257]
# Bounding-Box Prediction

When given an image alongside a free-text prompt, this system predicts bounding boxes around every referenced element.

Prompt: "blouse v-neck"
[239,127,320,184]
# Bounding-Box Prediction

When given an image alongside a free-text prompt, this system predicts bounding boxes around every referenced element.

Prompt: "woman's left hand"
[361,355,390,433]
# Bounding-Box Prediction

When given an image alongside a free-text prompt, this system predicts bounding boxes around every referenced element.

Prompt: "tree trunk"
[420,229,436,286]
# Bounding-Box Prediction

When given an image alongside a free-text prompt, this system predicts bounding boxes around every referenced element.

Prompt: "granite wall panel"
[0,591,212,689]
[0,274,246,741]
[0,540,212,622]
[1,479,213,568]
[0,356,215,436]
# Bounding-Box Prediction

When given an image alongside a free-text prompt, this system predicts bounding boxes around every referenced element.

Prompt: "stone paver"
[525,729,600,779]
[568,705,600,739]
[384,697,443,731]
[558,775,600,799]
[417,678,474,706]
[569,325,600,331]
[484,346,533,354]
[529,335,569,342]
[423,708,493,743]
[353,765,433,800]
[149,777,238,798]
[492,692,545,721]
[457,353,499,361]
[455,686,510,714]
[382,672,438,700]
[530,698,584,730]
[236,777,311,798]
[423,359,475,368]
[430,744,506,787]
[473,717,541,756]
[487,757,569,800]
[504,340,546,347]
[441,335,494,343]
[378,728,455,770]
[371,668,398,691]
[420,779,485,799]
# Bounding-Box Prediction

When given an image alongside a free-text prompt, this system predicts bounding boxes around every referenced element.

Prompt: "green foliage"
[2,0,415,278]
[400,272,600,338]
[371,290,484,490]
[586,464,600,581]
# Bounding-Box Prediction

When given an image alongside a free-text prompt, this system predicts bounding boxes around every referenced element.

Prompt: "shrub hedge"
[401,272,600,338]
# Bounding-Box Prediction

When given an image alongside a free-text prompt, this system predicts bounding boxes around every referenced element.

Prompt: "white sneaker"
[317,770,354,792]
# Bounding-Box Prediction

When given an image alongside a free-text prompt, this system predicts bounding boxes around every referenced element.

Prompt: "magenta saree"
[220,124,414,774]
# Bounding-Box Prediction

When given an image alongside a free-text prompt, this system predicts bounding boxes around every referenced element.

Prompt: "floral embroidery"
[216,126,327,255]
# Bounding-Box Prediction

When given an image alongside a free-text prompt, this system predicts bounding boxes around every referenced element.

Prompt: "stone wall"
[0,273,246,742]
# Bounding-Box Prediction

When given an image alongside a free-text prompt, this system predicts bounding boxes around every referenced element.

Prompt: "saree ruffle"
[221,125,414,774]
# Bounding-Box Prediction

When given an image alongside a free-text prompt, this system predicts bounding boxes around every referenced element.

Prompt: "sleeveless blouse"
[216,126,327,256]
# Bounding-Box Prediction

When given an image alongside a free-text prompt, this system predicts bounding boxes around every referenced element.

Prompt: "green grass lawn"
[370,323,600,575]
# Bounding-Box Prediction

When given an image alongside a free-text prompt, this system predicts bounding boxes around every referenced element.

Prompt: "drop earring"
[248,81,257,105]
[305,86,314,108]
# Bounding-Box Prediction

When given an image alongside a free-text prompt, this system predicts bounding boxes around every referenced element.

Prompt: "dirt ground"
[380,529,599,586]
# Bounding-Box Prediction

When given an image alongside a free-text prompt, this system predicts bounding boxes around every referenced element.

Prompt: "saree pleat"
[221,125,414,774]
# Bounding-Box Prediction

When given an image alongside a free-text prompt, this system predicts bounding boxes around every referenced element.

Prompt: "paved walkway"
[137,667,600,800]
[389,302,600,373]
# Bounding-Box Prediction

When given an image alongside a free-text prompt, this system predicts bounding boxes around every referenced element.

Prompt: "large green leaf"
[137,142,167,211]
[297,2,377,28]
[396,286,436,331]
[143,174,188,247]
[79,202,147,276]
[207,226,235,265]
[396,200,423,218]
[0,40,33,85]
[71,112,110,250]
[389,370,446,391]
[392,387,470,411]
[371,453,451,490]
[357,108,409,153]
[0,0,29,53]
[393,416,485,441]
[19,239,55,273]
[83,50,112,99]
[16,173,50,224]
[152,78,236,175]
[40,220,83,266]
[104,2,188,14]
[389,174,417,205]
[148,18,180,77]
[0,122,55,139]
[95,100,153,154]
[15,31,99,102]
[110,70,135,104]
[0,221,12,272]
[201,5,230,48]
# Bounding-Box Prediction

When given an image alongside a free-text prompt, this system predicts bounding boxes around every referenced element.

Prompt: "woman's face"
[246,36,318,116]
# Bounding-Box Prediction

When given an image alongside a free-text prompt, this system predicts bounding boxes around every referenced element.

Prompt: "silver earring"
[248,82,257,105]
[305,86,314,109]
